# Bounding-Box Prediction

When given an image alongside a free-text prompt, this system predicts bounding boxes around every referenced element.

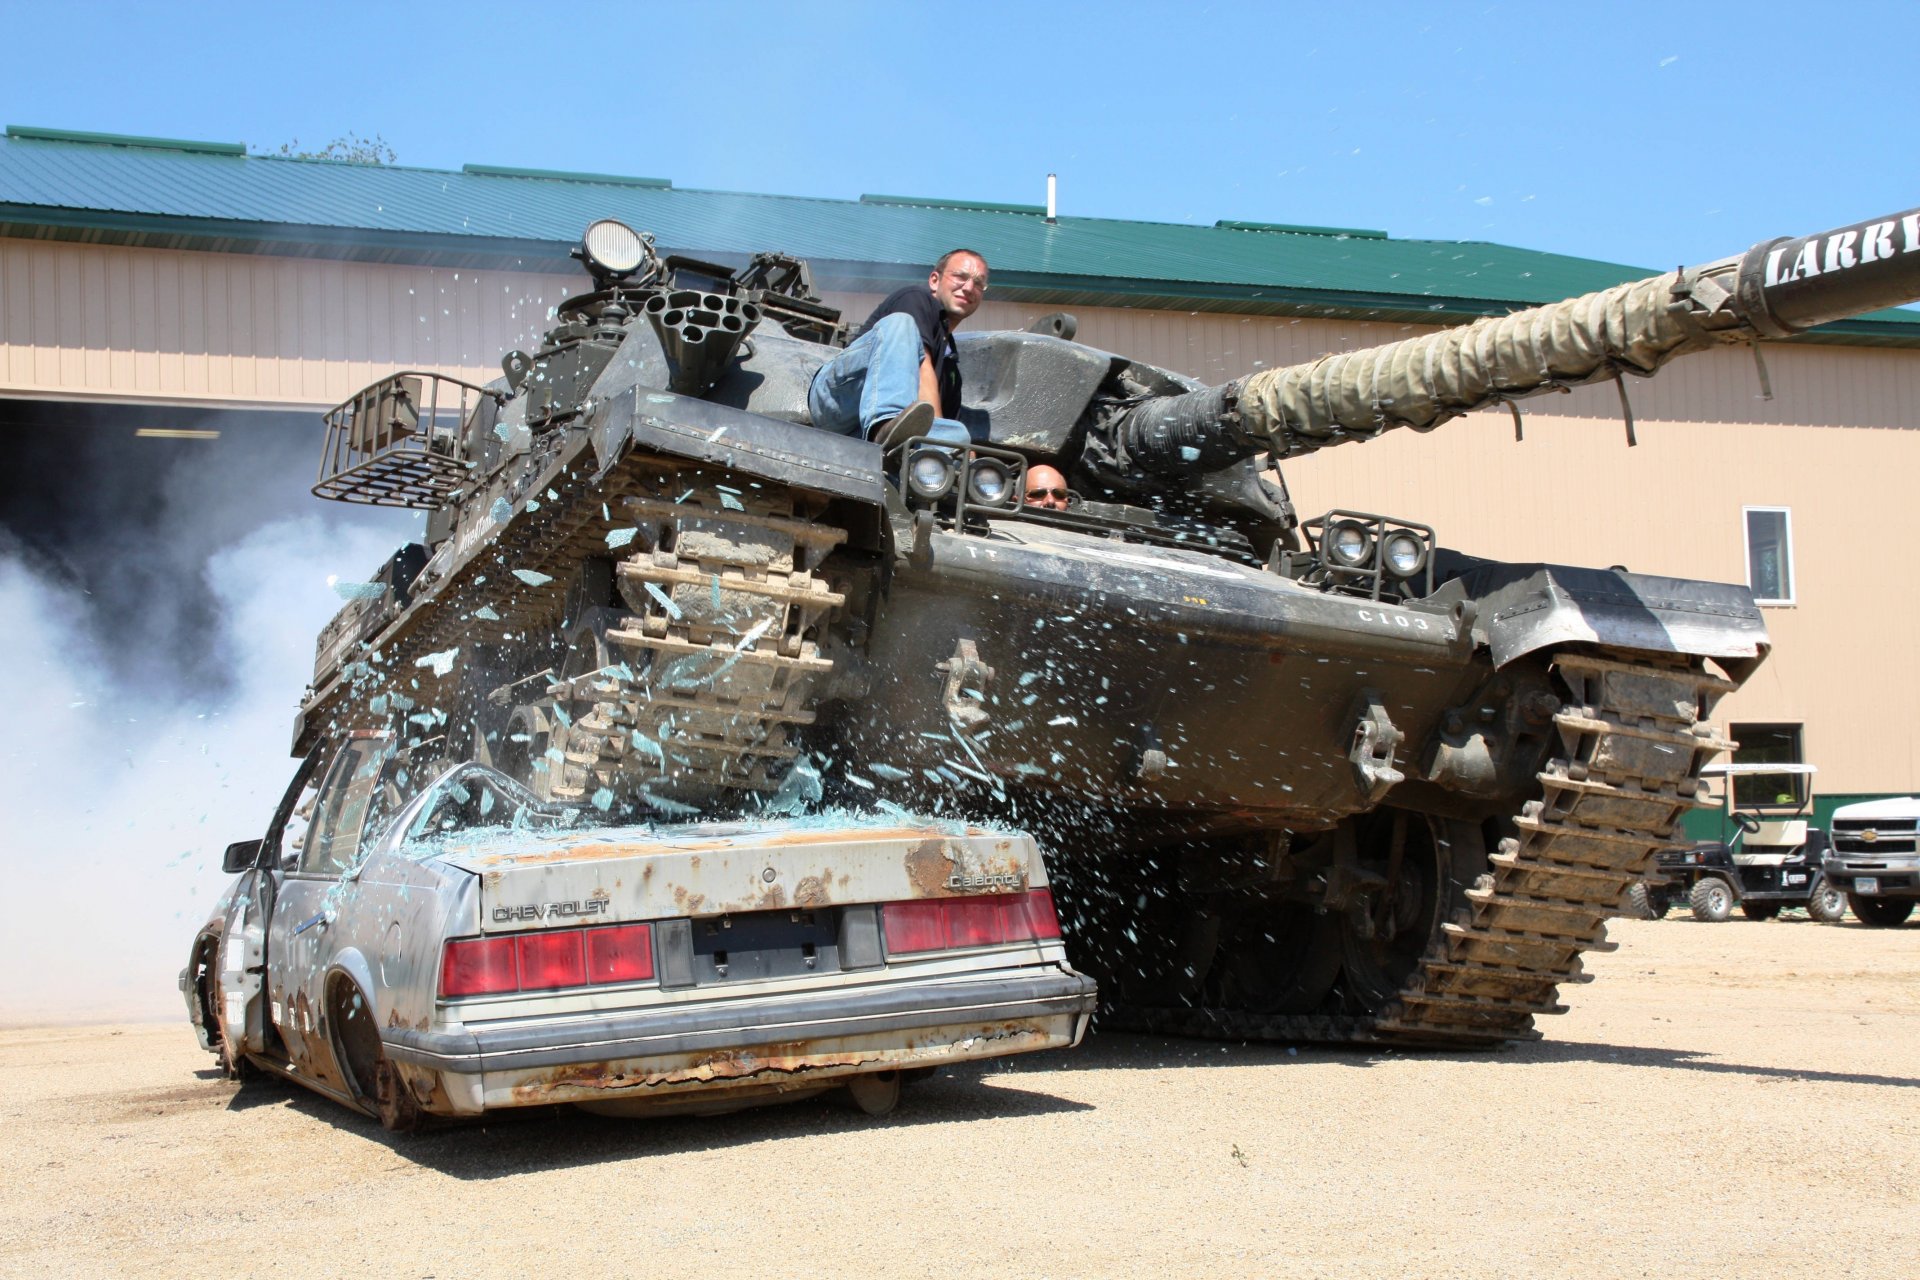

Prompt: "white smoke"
[0,514,404,1024]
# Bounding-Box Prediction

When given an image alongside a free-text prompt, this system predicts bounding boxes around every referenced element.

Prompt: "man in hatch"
[1023,463,1072,511]
[808,249,989,447]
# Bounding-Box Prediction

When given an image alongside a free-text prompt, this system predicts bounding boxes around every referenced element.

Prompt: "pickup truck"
[1824,796,1920,927]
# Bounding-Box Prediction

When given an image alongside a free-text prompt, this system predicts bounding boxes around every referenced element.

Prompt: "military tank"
[298,207,1920,1048]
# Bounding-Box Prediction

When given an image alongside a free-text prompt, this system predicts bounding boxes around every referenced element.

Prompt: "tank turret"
[293,205,1920,1049]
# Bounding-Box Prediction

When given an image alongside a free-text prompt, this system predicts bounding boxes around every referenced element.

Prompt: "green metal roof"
[2,127,1916,342]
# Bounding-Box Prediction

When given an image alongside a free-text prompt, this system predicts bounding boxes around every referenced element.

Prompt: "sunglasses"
[1027,488,1069,500]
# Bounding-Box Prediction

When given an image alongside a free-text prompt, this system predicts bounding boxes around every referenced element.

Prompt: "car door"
[211,747,328,1065]
[266,734,393,1074]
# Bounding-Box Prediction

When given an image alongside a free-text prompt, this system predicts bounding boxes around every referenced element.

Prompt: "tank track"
[1102,649,1738,1049]
[308,451,845,806]
[549,481,846,801]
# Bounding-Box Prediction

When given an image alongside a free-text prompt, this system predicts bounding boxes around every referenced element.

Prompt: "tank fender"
[589,382,888,506]
[1431,563,1768,675]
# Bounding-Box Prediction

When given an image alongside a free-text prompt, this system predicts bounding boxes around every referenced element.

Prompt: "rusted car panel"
[454,1015,1074,1114]
[183,749,1094,1129]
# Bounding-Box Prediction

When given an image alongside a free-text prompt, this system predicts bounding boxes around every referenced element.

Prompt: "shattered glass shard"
[414,648,459,676]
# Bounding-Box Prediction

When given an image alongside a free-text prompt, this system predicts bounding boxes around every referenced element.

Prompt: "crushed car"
[182,732,1095,1130]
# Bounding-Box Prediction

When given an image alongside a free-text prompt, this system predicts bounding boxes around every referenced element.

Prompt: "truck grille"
[1832,818,1918,856]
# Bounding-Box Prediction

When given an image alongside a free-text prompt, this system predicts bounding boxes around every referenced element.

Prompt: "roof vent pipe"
[1046,173,1057,224]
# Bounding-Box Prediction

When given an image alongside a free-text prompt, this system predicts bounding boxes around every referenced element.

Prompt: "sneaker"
[869,400,936,449]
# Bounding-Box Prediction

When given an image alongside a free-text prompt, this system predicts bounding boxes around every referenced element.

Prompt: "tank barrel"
[1108,205,1920,475]
[1737,209,1920,335]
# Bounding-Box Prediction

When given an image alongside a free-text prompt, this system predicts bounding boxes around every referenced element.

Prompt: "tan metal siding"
[5,243,1917,791]
[0,240,575,407]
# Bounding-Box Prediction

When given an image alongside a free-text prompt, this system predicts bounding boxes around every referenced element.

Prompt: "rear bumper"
[383,967,1096,1110]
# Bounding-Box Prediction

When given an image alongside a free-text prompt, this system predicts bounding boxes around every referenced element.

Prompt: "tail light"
[882,889,1062,957]
[440,922,654,998]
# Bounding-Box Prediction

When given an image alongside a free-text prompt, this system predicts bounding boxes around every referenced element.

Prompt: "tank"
[296,208,1920,1048]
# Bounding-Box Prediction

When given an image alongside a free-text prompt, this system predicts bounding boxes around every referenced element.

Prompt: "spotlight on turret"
[575,219,655,288]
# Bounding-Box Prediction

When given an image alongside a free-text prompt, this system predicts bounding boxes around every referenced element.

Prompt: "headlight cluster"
[895,439,1026,517]
[1302,511,1437,600]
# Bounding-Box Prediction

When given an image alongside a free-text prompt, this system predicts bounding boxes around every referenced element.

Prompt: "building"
[4,124,1917,829]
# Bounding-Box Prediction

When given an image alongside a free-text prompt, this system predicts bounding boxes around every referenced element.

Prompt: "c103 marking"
[1356,608,1454,638]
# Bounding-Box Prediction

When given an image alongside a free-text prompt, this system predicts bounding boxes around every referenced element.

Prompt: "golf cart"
[1638,763,1846,922]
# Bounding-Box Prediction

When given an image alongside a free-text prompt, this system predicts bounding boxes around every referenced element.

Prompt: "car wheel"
[331,979,421,1133]
[1848,895,1916,928]
[1689,877,1734,922]
[1740,901,1782,921]
[1624,882,1656,919]
[1806,876,1848,923]
[844,1071,902,1117]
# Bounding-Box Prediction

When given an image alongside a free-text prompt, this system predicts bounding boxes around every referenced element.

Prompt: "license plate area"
[689,908,842,984]
[1858,877,1879,894]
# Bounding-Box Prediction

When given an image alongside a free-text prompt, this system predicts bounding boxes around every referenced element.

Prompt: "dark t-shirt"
[860,285,961,418]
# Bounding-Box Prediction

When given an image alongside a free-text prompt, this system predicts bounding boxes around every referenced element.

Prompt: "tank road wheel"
[495,705,552,796]
[1207,906,1343,1015]
[1806,876,1848,923]
[1740,901,1782,921]
[1337,812,1481,1011]
[330,979,421,1133]
[1848,895,1915,927]
[1689,877,1735,923]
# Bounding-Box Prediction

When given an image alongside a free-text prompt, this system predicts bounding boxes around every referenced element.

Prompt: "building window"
[1729,723,1806,808]
[1744,506,1794,605]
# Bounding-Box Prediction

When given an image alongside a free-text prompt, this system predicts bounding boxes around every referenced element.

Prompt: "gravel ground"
[3,916,1916,1279]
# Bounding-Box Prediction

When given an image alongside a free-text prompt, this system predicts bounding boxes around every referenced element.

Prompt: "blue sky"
[6,0,1916,271]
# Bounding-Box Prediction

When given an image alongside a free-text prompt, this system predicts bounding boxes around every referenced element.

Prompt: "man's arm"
[917,353,939,407]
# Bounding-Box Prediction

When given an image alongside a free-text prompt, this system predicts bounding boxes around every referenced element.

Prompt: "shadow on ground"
[215,1058,1093,1179]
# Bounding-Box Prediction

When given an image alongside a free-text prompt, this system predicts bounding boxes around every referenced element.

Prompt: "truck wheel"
[1689,877,1734,923]
[1848,895,1915,928]
[1740,901,1781,921]
[1806,876,1848,923]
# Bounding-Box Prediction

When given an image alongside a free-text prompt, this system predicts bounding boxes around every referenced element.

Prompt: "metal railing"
[313,372,503,509]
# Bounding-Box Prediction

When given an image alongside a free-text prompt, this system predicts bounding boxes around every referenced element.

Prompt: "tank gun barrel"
[1111,206,1920,476]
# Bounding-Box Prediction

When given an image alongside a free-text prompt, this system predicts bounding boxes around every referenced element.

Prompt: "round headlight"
[1382,530,1427,577]
[581,219,649,277]
[1326,519,1374,568]
[967,460,1013,506]
[906,447,956,500]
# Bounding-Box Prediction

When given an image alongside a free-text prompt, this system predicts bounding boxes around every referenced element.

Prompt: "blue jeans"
[808,313,971,444]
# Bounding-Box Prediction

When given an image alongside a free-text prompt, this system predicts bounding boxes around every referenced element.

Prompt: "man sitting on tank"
[808,249,988,448]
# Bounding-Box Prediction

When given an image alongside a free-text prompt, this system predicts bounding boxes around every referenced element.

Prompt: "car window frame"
[297,735,395,877]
